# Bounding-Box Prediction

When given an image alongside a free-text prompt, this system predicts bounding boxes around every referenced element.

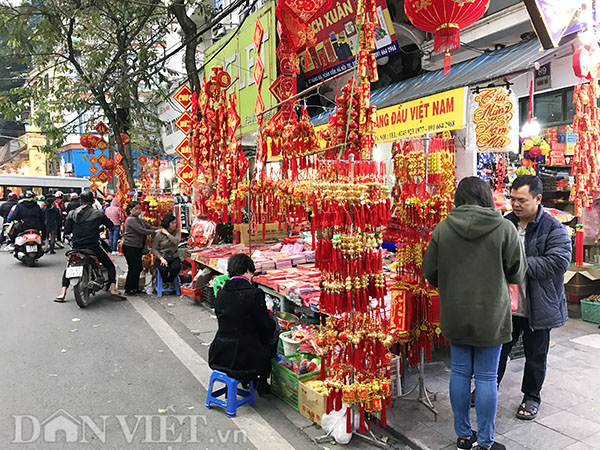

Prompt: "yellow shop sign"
[315,88,467,144]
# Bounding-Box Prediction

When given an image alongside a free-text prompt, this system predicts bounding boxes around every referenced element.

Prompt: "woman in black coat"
[209,253,277,396]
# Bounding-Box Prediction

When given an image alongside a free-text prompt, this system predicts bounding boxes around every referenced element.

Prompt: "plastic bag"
[320,406,352,445]
[188,219,216,248]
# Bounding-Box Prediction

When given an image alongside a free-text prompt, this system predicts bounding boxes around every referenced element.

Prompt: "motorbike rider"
[0,192,18,221]
[7,191,45,241]
[54,190,126,302]
[0,192,18,245]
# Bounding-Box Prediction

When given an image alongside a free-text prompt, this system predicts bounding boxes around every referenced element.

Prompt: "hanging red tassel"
[381,403,387,427]
[358,406,366,433]
[304,48,310,70]
[346,406,352,434]
[443,51,451,74]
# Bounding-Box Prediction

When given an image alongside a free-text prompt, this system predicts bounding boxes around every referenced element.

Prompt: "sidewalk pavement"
[113,256,411,449]
[114,255,600,449]
[387,317,600,450]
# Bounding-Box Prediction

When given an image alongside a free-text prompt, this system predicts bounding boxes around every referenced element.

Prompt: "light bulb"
[521,119,540,137]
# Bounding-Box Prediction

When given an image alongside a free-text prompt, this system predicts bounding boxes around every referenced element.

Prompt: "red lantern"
[80,134,101,149]
[101,159,116,172]
[405,0,489,74]
[120,133,130,144]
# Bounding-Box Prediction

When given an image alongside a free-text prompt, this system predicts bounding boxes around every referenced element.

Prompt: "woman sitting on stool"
[209,253,278,396]
[151,213,182,285]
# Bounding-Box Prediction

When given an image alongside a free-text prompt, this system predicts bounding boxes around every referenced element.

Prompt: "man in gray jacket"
[498,175,572,420]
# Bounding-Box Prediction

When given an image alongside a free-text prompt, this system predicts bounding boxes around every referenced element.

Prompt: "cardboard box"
[299,377,327,425]
[117,275,146,291]
[234,223,287,245]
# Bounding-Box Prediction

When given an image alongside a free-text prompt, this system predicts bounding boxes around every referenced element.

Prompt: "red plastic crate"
[181,286,203,303]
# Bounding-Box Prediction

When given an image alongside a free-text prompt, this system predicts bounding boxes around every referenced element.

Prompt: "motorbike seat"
[67,248,98,257]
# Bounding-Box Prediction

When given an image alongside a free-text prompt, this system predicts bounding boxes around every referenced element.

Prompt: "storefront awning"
[312,38,548,126]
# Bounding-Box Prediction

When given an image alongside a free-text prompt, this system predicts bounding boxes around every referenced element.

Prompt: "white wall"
[158,97,188,155]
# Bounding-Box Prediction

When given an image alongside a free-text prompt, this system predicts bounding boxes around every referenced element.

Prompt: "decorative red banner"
[253,18,264,51]
[94,121,109,136]
[175,137,193,160]
[175,111,193,134]
[173,84,193,110]
[177,163,195,186]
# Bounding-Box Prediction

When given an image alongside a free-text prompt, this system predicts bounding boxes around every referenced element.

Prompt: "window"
[519,87,575,128]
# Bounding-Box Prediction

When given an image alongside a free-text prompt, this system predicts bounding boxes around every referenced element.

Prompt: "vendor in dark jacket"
[497,175,572,420]
[209,253,277,396]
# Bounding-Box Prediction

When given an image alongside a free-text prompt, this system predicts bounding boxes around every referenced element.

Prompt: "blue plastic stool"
[155,268,181,296]
[205,370,255,417]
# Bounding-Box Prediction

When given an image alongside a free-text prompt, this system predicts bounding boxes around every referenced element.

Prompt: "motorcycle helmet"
[24,191,35,199]
[80,190,94,204]
[8,192,17,200]
[55,191,63,197]
[18,193,25,199]
[70,192,79,200]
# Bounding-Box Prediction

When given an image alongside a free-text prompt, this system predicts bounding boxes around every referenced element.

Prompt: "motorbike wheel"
[73,267,91,308]
[26,256,35,267]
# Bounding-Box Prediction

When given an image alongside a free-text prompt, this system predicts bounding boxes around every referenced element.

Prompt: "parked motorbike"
[13,229,44,266]
[65,240,111,308]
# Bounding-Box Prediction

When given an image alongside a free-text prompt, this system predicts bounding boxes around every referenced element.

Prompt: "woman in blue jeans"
[423,177,527,450]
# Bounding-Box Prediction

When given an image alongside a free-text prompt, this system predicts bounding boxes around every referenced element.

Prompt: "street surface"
[0,247,407,450]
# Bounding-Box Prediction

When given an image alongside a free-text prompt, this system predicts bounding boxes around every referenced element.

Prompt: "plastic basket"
[202,283,215,308]
[280,331,302,355]
[271,353,319,410]
[581,299,600,324]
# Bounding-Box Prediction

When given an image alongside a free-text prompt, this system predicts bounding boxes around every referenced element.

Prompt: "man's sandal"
[516,399,539,420]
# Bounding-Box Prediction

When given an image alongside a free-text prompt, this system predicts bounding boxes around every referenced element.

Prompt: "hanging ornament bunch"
[392,139,454,228]
[263,107,320,180]
[309,0,397,432]
[570,83,600,216]
[190,66,249,223]
[320,78,377,161]
[390,136,454,365]
[314,314,395,431]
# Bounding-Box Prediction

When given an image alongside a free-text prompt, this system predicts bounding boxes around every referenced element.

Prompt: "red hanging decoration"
[404,0,490,74]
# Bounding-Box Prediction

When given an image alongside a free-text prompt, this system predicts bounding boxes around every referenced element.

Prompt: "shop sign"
[173,85,192,110]
[177,164,195,186]
[175,137,192,160]
[174,111,192,134]
[205,3,276,135]
[535,63,551,91]
[523,0,587,49]
[374,88,467,142]
[302,0,400,86]
[468,88,519,153]
[314,88,467,143]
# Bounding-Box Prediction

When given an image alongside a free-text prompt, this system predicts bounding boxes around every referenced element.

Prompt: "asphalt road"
[0,247,407,450]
